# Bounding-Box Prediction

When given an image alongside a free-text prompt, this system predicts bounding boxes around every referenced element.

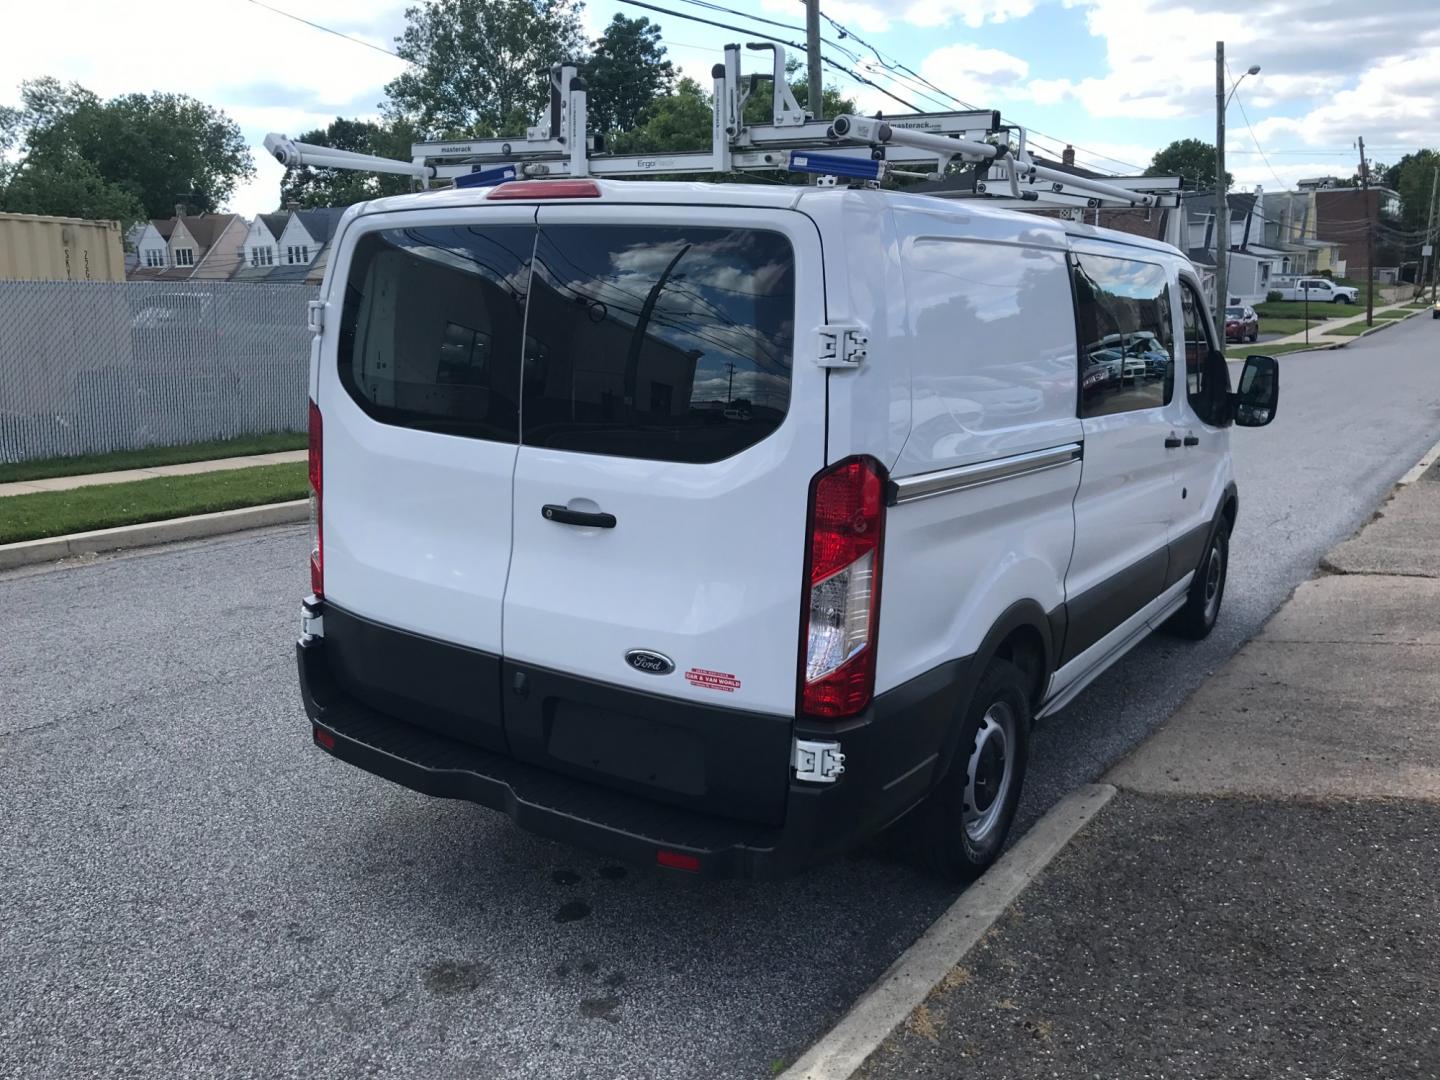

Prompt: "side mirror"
[1233,354,1278,427]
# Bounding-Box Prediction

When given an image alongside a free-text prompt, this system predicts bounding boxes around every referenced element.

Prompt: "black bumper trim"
[299,634,970,879]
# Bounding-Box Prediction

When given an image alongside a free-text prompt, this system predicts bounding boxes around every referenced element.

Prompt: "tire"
[908,659,1031,882]
[1165,519,1230,640]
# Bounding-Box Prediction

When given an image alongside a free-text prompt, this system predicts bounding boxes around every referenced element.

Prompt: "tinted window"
[338,225,532,442]
[522,225,795,463]
[1180,280,1231,425]
[1072,253,1174,418]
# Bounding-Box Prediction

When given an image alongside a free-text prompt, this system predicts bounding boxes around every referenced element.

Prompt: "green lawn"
[0,463,307,545]
[1225,341,1328,359]
[1376,308,1410,319]
[1254,318,1312,336]
[1253,301,1341,320]
[0,432,307,485]
[1326,320,1380,337]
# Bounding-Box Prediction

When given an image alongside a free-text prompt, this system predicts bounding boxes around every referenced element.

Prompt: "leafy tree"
[585,15,674,134]
[280,117,422,208]
[0,77,252,222]
[1384,150,1439,231]
[610,74,855,185]
[384,0,586,138]
[1145,138,1231,191]
[2,154,144,222]
[608,78,711,155]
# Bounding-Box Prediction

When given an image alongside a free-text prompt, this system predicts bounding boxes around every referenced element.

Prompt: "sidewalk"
[858,463,1440,1078]
[1264,299,1421,349]
[0,450,306,499]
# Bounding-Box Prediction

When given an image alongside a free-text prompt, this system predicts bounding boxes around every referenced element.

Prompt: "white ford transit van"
[297,178,1279,879]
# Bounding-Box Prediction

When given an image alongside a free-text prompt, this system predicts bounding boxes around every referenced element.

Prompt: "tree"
[280,117,422,208]
[0,77,252,222]
[1385,150,1439,232]
[384,0,586,138]
[1145,138,1231,191]
[584,15,674,134]
[608,78,711,155]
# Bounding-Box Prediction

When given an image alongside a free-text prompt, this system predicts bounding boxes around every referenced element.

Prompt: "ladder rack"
[263,41,1182,213]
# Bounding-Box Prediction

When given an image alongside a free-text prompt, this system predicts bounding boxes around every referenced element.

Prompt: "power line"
[241,0,407,61]
[615,0,926,112]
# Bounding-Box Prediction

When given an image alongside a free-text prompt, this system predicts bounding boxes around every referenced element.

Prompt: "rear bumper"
[297,632,966,880]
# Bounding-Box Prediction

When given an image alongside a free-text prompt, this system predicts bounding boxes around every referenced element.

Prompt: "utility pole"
[1214,42,1228,317]
[805,0,823,185]
[1359,136,1374,326]
[1425,165,1438,302]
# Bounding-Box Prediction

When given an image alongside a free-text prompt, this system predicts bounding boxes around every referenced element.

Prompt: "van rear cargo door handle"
[1164,435,1183,448]
[1183,435,1200,447]
[542,504,617,529]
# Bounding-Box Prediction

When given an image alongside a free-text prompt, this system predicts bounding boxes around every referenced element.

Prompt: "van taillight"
[799,456,887,719]
[308,399,323,597]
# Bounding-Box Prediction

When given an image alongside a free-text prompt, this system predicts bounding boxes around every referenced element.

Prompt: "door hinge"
[307,300,325,333]
[816,324,868,369]
[299,594,324,643]
[792,738,846,783]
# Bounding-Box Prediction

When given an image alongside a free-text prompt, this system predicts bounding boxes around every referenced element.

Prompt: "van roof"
[349,178,1185,261]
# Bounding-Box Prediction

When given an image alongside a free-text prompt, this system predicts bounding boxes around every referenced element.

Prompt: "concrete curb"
[0,500,308,571]
[779,783,1117,1080]
[1399,434,1440,487]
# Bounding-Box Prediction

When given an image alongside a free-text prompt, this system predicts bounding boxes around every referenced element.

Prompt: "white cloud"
[3,0,411,215]
[761,0,1034,31]
[915,43,1029,106]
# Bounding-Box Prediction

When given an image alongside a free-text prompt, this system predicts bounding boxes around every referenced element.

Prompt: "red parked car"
[1225,305,1260,343]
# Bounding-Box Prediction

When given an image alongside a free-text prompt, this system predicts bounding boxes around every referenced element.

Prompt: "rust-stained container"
[0,212,126,283]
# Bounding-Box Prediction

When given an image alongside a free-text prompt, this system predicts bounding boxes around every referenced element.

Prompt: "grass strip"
[1326,320,1378,337]
[1225,341,1330,360]
[0,463,307,545]
[1253,301,1342,320]
[0,432,307,485]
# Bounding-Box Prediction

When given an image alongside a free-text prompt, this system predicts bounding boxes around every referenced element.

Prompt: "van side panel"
[806,192,913,470]
[874,216,1082,695]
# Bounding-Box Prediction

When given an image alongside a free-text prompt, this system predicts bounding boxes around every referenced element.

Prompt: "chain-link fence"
[0,279,315,463]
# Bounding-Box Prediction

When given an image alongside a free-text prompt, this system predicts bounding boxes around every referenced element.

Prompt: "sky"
[3,0,1437,217]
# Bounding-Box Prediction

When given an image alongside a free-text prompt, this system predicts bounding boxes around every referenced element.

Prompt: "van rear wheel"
[909,659,1030,882]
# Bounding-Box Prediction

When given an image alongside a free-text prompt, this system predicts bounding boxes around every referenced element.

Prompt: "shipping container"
[0,212,126,283]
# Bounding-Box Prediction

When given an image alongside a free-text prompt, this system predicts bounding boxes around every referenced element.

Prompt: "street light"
[1216,46,1260,317]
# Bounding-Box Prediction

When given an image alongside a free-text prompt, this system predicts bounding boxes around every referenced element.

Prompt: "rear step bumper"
[297,635,968,880]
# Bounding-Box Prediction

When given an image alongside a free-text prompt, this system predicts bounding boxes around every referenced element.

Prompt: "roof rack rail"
[262,42,1181,216]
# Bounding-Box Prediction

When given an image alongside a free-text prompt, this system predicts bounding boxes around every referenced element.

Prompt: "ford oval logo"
[625,649,674,675]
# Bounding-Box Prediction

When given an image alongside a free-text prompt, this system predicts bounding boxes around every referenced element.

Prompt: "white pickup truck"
[1272,278,1359,304]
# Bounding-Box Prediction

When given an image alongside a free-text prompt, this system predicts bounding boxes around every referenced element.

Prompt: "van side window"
[337,225,531,443]
[522,225,795,464]
[1071,253,1174,418]
[1179,280,1231,425]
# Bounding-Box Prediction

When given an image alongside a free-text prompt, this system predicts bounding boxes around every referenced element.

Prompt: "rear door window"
[338,225,534,443]
[521,225,795,463]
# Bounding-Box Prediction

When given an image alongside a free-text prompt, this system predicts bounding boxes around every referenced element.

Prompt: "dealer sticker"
[685,667,741,693]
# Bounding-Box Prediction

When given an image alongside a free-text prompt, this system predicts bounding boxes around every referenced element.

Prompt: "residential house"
[1314,186,1403,281]
[1181,189,1283,306]
[1260,190,1345,277]
[240,213,290,271]
[126,206,248,281]
[230,206,347,285]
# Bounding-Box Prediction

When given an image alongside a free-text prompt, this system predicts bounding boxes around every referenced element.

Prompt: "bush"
[1266,290,1283,303]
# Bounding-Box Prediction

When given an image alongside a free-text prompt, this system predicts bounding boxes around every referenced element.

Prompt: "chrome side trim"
[888,443,1082,505]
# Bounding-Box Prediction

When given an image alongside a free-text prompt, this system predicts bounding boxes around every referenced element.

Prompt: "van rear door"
[500,205,826,825]
[317,207,536,753]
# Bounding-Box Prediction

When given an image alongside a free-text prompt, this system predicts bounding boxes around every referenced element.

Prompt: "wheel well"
[1221,493,1238,532]
[990,624,1047,711]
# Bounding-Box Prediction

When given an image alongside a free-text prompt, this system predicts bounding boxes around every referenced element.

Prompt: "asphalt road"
[4,316,1440,1080]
